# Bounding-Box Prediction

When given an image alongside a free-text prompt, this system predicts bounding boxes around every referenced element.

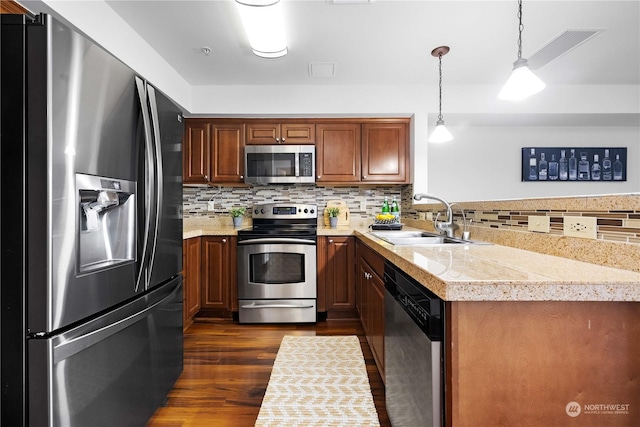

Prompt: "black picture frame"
[521,147,627,182]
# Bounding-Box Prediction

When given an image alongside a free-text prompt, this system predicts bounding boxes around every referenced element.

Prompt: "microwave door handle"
[295,152,300,177]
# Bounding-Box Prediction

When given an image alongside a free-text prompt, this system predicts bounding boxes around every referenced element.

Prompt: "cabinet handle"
[222,238,227,243]
[240,175,244,179]
[276,137,280,143]
[282,137,286,143]
[317,175,321,179]
[329,239,334,243]
[363,175,367,179]
[204,175,208,180]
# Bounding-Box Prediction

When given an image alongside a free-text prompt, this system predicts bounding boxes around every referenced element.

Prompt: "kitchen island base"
[447,301,640,427]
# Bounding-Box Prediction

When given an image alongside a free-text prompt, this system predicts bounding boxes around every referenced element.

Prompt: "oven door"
[237,238,316,299]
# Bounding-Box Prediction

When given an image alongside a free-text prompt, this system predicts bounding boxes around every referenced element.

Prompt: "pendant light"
[498,0,545,100]
[428,46,453,143]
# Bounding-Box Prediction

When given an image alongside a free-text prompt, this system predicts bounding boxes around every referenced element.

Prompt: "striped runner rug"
[255,335,380,427]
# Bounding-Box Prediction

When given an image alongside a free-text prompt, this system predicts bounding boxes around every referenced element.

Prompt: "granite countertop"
[183,218,640,302]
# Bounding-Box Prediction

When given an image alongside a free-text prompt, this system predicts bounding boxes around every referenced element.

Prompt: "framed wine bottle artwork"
[521,147,627,182]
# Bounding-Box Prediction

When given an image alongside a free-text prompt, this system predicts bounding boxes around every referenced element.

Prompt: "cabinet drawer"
[357,240,385,279]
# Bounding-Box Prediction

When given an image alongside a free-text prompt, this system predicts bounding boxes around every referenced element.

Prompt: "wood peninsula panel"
[447,301,640,427]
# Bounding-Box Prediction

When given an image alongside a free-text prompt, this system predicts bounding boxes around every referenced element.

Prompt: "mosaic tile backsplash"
[183,184,639,271]
[183,185,403,219]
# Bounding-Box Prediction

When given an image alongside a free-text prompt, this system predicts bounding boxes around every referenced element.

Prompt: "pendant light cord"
[438,53,443,121]
[517,0,523,59]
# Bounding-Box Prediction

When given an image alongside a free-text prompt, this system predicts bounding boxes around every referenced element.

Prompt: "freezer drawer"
[28,278,183,427]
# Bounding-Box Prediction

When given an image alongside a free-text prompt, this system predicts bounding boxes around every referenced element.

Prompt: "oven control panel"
[251,203,317,219]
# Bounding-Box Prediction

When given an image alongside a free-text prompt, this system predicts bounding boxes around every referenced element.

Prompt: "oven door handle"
[240,303,315,309]
[238,238,316,245]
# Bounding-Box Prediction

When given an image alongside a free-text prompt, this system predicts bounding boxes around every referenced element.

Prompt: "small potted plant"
[230,206,246,228]
[327,206,340,228]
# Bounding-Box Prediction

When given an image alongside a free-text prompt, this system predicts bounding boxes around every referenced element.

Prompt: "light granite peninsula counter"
[350,227,640,427]
[184,218,640,425]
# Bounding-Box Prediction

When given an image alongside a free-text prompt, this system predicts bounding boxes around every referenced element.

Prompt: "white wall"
[24,0,191,110]
[21,1,640,202]
[190,83,640,202]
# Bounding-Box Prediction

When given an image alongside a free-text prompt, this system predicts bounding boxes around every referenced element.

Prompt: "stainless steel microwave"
[244,145,315,184]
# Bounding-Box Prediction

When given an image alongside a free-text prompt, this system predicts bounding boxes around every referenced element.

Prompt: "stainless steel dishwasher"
[384,262,445,426]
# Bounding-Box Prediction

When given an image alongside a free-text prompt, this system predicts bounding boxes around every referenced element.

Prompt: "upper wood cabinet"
[246,121,315,145]
[210,123,245,183]
[361,122,408,183]
[183,118,410,186]
[183,120,210,184]
[183,119,245,184]
[316,120,409,184]
[315,123,361,182]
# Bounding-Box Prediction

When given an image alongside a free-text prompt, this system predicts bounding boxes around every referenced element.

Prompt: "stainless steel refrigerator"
[1,13,184,426]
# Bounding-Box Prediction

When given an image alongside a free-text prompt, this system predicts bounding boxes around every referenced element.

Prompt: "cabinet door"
[246,121,279,145]
[361,122,408,183]
[281,123,315,144]
[325,237,356,315]
[369,272,385,378]
[183,238,201,327]
[210,124,245,183]
[183,120,210,183]
[201,236,232,310]
[315,123,361,182]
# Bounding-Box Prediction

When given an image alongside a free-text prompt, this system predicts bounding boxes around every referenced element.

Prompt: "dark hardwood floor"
[147,318,390,427]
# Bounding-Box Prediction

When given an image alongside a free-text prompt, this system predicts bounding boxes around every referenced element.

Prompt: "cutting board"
[323,200,350,226]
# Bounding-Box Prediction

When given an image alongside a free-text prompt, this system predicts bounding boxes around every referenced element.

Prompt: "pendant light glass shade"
[498,58,546,100]
[499,0,544,100]
[428,119,453,143]
[428,46,452,143]
[236,0,288,58]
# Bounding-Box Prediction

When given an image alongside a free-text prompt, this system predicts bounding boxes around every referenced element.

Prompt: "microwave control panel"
[300,153,313,177]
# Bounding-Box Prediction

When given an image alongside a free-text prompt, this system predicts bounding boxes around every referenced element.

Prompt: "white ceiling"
[103,0,640,88]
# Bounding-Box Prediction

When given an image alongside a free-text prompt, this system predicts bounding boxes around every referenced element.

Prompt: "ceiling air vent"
[308,63,336,78]
[528,29,603,70]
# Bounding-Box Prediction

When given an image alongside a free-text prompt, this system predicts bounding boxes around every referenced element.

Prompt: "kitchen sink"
[370,230,483,246]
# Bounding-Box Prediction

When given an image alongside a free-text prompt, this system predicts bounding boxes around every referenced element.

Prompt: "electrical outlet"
[418,212,426,221]
[426,212,433,221]
[207,201,215,211]
[563,216,597,239]
[528,215,550,233]
[360,201,366,212]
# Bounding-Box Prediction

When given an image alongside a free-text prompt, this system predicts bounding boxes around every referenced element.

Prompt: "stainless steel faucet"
[413,193,458,238]
[449,203,470,240]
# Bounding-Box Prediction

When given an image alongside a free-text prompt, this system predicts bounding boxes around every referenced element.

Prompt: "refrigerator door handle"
[146,83,163,289]
[134,76,154,292]
[52,280,181,364]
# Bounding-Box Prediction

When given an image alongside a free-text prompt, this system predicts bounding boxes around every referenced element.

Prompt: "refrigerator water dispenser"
[76,173,136,274]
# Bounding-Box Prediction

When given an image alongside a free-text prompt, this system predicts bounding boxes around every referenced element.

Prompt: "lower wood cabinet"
[318,236,356,318]
[183,237,201,330]
[356,240,385,380]
[201,236,237,316]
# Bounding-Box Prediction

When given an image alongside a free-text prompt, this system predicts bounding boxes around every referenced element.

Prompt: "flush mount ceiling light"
[498,0,545,100]
[235,0,288,58]
[428,46,453,144]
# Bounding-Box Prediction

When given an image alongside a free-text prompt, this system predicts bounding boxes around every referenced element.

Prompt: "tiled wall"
[183,184,639,271]
[403,184,640,272]
[183,185,403,219]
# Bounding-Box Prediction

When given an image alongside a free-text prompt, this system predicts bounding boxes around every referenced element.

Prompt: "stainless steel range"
[237,203,318,323]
